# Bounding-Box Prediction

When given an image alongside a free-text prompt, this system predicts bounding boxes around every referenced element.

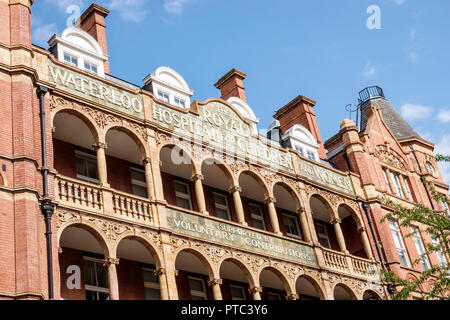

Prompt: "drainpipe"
[38,85,55,300]
[409,142,435,210]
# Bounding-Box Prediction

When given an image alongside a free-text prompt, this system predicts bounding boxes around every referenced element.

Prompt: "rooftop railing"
[358,86,385,104]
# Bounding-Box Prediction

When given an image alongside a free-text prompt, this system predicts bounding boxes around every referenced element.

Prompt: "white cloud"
[32,23,57,47]
[164,0,193,15]
[393,0,405,5]
[363,60,376,79]
[437,109,450,123]
[109,0,148,22]
[435,134,450,185]
[43,0,86,11]
[400,103,432,121]
[409,51,418,63]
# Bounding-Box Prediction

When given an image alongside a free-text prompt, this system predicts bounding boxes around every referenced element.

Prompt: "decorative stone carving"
[86,217,132,242]
[169,237,189,252]
[55,209,81,229]
[233,251,270,273]
[128,121,148,142]
[272,261,303,281]
[192,241,231,266]
[374,145,407,171]
[138,228,162,248]
[155,131,172,147]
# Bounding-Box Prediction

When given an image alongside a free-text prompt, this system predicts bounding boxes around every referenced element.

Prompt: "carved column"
[142,157,155,200]
[297,208,311,243]
[208,279,223,300]
[249,286,263,300]
[265,197,281,235]
[192,173,208,215]
[155,268,169,300]
[358,227,374,260]
[93,142,109,187]
[105,258,120,300]
[331,218,348,254]
[286,293,299,300]
[229,186,247,226]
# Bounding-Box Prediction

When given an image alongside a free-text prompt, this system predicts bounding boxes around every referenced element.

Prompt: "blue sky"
[31,0,450,185]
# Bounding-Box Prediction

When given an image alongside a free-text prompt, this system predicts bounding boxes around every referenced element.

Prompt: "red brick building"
[0,1,448,300]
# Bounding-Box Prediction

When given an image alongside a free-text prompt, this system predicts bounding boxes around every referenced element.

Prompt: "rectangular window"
[388,220,411,267]
[441,198,450,215]
[383,169,392,193]
[295,146,305,157]
[63,52,78,67]
[174,180,192,210]
[174,97,186,108]
[249,203,265,230]
[76,151,99,183]
[143,268,161,300]
[267,292,281,300]
[410,226,431,271]
[130,168,148,198]
[306,150,316,161]
[83,257,109,300]
[390,172,405,198]
[84,61,98,74]
[431,234,448,267]
[403,177,413,200]
[230,285,246,300]
[158,91,170,103]
[314,222,331,249]
[213,192,231,221]
[282,213,302,240]
[188,277,207,300]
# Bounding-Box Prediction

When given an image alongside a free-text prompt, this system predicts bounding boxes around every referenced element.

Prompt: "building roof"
[360,97,420,140]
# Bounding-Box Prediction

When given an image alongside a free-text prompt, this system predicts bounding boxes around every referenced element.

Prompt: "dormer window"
[158,91,170,103]
[174,97,186,108]
[282,124,320,163]
[84,61,98,75]
[64,52,78,67]
[307,150,316,161]
[295,145,305,157]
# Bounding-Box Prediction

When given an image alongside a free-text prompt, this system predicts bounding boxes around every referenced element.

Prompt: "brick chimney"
[1,0,33,46]
[214,68,247,103]
[274,95,327,159]
[79,3,110,73]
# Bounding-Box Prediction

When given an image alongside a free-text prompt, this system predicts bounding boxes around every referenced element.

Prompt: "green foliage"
[379,155,450,300]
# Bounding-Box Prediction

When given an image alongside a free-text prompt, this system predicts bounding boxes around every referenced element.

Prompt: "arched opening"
[115,237,161,300]
[239,172,272,232]
[295,275,324,300]
[105,128,148,197]
[175,250,213,300]
[259,267,289,300]
[363,290,382,300]
[160,145,196,211]
[309,195,339,251]
[52,111,97,182]
[201,159,235,222]
[273,183,303,240]
[219,259,253,300]
[58,224,109,300]
[338,205,367,258]
[333,283,357,300]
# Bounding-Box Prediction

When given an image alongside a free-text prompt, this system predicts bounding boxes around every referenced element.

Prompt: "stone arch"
[174,247,216,280]
[201,157,236,187]
[218,257,257,288]
[258,266,294,295]
[333,282,358,300]
[272,181,302,211]
[52,107,101,144]
[337,203,364,229]
[238,170,271,198]
[309,193,336,221]
[158,142,197,175]
[104,124,149,160]
[112,232,163,270]
[57,220,112,258]
[362,289,382,300]
[295,274,325,300]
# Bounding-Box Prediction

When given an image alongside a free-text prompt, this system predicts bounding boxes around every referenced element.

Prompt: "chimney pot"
[214,68,247,103]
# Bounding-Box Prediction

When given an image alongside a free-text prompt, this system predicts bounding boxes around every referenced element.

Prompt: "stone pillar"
[105,258,120,300]
[93,142,109,187]
[331,218,348,254]
[286,293,299,300]
[249,286,263,300]
[142,157,155,200]
[192,173,208,215]
[229,186,247,226]
[265,197,282,235]
[297,208,311,243]
[155,268,169,300]
[358,227,374,260]
[208,279,223,300]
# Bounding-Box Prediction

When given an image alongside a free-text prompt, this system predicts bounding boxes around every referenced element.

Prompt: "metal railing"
[358,86,385,104]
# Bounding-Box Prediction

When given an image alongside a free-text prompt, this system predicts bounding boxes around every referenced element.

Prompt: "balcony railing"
[322,248,379,280]
[55,175,103,213]
[323,248,349,272]
[112,190,153,223]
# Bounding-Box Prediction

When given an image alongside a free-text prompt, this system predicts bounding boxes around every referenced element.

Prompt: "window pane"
[214,194,227,206]
[143,270,159,283]
[216,208,230,220]
[174,182,189,194]
[83,260,95,286]
[132,185,148,198]
[145,288,161,300]
[249,205,262,216]
[95,262,108,288]
[86,159,99,180]
[231,286,245,299]
[189,278,204,292]
[131,170,146,182]
[318,237,330,248]
[76,157,87,176]
[252,219,265,230]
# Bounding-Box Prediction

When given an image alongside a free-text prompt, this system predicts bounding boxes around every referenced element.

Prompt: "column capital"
[154,268,166,276]
[286,293,299,300]
[229,186,242,193]
[208,278,223,286]
[142,157,152,165]
[357,226,366,233]
[296,207,305,214]
[92,142,108,151]
[330,218,341,225]
[248,286,263,294]
[191,173,204,182]
[104,257,120,266]
[264,196,276,205]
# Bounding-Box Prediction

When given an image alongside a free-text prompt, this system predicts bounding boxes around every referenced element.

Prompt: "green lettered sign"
[166,208,318,267]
